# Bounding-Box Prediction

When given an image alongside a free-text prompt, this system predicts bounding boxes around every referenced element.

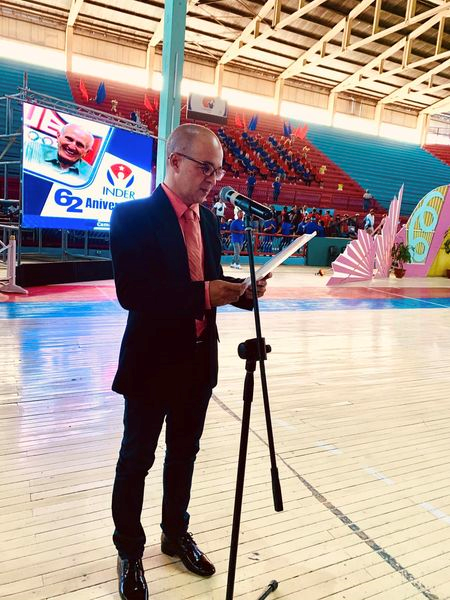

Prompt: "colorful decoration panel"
[375,187,403,279]
[327,188,403,286]
[327,229,376,285]
[403,185,450,277]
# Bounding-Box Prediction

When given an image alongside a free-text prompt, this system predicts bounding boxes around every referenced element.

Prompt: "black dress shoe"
[161,532,216,577]
[117,556,149,600]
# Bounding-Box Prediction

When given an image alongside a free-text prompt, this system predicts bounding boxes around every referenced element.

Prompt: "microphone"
[219,186,272,220]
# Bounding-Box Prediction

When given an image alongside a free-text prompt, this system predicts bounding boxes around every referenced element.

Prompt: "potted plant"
[391,242,412,278]
[443,232,450,278]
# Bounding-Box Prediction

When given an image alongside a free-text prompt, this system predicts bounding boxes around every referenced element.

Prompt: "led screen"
[22,103,153,231]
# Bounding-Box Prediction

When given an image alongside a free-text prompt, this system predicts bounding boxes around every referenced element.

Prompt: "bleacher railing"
[0,226,27,294]
[220,230,307,258]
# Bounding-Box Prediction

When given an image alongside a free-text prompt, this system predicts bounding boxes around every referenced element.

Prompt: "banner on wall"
[22,103,153,231]
[187,94,228,124]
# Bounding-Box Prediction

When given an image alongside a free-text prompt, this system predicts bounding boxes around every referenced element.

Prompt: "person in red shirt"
[321,210,332,229]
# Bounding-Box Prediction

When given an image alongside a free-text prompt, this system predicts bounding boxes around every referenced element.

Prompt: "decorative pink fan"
[374,185,403,278]
[327,229,376,286]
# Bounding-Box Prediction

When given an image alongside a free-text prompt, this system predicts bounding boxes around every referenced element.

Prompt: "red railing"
[220,230,307,257]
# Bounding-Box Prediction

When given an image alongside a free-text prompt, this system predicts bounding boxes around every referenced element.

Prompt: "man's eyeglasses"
[173,152,226,180]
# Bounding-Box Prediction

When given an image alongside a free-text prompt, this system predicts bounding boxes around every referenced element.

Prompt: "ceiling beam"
[341,16,353,51]
[65,0,84,72]
[380,55,450,105]
[408,80,450,100]
[373,48,450,86]
[280,4,449,84]
[218,0,327,66]
[272,0,282,27]
[67,0,83,28]
[436,15,446,54]
[332,8,448,93]
[149,0,199,48]
[278,0,375,81]
[372,0,382,35]
[421,94,450,115]
[329,4,446,68]
[405,0,417,21]
[218,0,276,65]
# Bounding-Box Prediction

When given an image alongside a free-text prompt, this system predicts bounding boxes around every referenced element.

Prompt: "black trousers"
[112,342,212,559]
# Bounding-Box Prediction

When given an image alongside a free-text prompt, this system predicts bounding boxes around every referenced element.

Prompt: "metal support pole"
[0,234,27,294]
[156,0,188,185]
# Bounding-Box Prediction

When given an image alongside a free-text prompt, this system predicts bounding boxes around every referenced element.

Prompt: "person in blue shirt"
[219,216,230,250]
[296,216,310,236]
[262,215,277,254]
[272,176,282,202]
[280,215,293,236]
[363,209,375,234]
[304,216,320,235]
[296,221,305,236]
[246,172,257,198]
[230,210,245,269]
[279,214,293,250]
[317,219,326,237]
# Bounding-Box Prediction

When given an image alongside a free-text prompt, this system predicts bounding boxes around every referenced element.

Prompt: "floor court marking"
[371,286,450,309]
[213,393,441,600]
[315,440,342,455]
[273,418,297,432]
[420,502,450,525]
[94,284,119,304]
[364,466,395,485]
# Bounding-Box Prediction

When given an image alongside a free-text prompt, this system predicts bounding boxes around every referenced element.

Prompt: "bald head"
[164,123,224,206]
[166,123,220,157]
[59,124,94,151]
[57,123,94,166]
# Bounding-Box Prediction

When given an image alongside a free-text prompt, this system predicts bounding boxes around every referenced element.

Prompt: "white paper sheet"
[242,232,317,286]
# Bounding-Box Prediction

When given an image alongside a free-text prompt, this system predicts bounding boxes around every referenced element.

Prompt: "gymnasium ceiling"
[3,0,450,115]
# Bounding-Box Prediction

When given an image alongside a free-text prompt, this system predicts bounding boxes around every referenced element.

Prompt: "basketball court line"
[2,292,450,319]
[213,393,441,600]
[370,287,450,309]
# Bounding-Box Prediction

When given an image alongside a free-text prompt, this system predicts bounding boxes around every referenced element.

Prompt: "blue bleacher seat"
[305,122,450,215]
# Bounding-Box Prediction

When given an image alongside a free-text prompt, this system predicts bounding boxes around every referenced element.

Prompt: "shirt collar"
[42,146,80,174]
[162,183,200,219]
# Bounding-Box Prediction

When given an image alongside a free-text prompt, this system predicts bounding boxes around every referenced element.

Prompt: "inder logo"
[107,163,134,188]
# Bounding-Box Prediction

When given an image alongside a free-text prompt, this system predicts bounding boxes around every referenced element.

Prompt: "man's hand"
[244,272,272,300]
[210,280,247,307]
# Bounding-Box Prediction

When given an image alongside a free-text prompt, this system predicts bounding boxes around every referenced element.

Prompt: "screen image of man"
[24,123,95,182]
[110,123,270,600]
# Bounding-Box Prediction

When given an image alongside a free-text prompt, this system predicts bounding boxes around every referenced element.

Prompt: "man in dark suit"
[110,123,269,600]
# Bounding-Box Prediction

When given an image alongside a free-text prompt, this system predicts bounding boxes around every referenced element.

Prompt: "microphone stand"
[225,211,283,600]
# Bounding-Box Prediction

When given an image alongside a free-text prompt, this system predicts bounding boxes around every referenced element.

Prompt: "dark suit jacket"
[110,185,251,396]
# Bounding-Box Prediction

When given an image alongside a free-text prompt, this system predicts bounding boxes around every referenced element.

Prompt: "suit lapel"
[200,206,218,280]
[150,186,190,279]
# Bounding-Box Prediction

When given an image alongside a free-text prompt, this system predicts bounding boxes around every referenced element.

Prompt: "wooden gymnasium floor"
[1,265,450,600]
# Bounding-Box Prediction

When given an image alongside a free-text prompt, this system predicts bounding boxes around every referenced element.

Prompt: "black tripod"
[226,213,283,600]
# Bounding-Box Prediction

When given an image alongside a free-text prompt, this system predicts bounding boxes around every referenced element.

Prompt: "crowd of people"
[217,128,324,190]
[212,200,385,246]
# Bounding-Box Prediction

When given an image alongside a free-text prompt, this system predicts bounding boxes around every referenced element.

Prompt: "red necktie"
[181,207,206,336]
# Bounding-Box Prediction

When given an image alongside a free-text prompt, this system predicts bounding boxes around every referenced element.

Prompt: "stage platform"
[13,254,113,287]
[1,266,450,599]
